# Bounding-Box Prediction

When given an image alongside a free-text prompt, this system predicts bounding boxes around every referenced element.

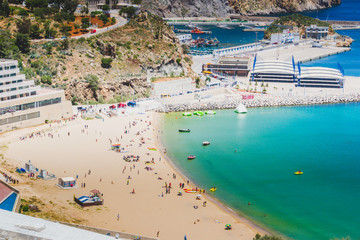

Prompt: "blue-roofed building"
[0,179,20,212]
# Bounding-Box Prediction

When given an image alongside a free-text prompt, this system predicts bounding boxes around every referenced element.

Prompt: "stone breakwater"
[162,94,360,112]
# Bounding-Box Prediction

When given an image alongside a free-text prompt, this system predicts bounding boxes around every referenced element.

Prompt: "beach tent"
[90,189,101,196]
[127,101,136,107]
[109,105,116,109]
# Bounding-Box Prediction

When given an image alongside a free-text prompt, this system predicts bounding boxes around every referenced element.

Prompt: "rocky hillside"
[20,12,193,104]
[142,0,341,17]
[141,0,234,18]
[229,0,341,15]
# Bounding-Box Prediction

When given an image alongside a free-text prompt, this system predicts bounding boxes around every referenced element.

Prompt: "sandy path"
[1,111,264,240]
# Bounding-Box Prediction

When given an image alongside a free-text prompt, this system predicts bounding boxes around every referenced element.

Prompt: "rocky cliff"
[141,0,234,18]
[142,0,341,17]
[229,0,341,15]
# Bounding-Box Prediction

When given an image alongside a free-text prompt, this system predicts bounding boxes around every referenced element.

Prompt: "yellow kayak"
[294,171,303,175]
[210,187,217,192]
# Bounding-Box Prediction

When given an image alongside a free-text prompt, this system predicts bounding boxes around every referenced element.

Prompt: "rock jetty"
[162,94,360,112]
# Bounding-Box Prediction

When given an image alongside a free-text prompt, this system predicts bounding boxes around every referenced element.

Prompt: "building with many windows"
[305,25,329,39]
[0,59,73,132]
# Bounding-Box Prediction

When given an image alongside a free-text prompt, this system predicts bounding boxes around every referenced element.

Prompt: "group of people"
[1,170,19,184]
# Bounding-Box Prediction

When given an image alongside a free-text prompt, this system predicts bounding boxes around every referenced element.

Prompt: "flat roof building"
[0,59,73,132]
[203,57,250,77]
[305,25,329,39]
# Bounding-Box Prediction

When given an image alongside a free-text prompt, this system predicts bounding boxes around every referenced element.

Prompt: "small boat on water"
[182,112,192,116]
[210,187,217,192]
[194,111,204,116]
[294,171,303,175]
[191,27,205,34]
[187,155,196,160]
[205,111,216,115]
[202,141,210,146]
[179,129,191,132]
[235,103,247,114]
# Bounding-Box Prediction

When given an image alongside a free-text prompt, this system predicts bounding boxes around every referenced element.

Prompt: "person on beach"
[117,214,120,221]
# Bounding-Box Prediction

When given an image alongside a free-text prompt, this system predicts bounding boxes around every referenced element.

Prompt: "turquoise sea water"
[160,103,360,240]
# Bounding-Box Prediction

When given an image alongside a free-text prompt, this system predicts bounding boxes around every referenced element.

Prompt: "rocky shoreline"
[162,94,360,112]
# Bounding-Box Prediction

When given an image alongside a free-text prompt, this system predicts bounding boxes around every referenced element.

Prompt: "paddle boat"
[210,187,217,192]
[205,111,216,115]
[182,112,192,116]
[187,155,196,160]
[193,111,204,116]
[202,141,210,146]
[179,129,191,133]
[235,103,247,114]
[294,170,303,175]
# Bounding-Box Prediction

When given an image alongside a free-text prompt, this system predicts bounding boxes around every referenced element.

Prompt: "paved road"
[31,16,128,43]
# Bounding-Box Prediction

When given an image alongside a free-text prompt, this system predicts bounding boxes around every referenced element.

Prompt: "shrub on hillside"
[101,58,112,68]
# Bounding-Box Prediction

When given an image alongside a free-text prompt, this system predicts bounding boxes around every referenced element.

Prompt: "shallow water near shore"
[160,102,360,240]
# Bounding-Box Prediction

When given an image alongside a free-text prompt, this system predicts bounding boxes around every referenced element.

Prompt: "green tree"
[98,13,108,24]
[61,0,78,15]
[80,5,88,15]
[101,58,112,68]
[60,38,70,50]
[15,33,30,53]
[18,8,28,16]
[30,24,43,39]
[45,43,53,54]
[85,74,99,93]
[1,0,10,17]
[0,30,19,58]
[16,18,31,34]
[41,75,52,85]
[102,4,110,11]
[74,23,80,32]
[59,24,72,37]
[131,0,141,4]
[119,6,136,19]
[81,17,89,29]
[9,0,24,3]
[25,0,48,10]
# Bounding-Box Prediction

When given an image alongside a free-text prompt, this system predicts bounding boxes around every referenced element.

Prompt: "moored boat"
[187,155,196,160]
[205,111,216,115]
[179,129,191,132]
[182,112,192,116]
[294,171,303,175]
[235,103,247,114]
[202,141,210,146]
[194,111,204,116]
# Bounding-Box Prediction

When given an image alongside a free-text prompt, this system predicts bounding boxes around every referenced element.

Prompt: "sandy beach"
[0,110,266,240]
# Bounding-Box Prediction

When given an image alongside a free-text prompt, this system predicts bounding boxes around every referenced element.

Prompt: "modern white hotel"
[0,59,73,132]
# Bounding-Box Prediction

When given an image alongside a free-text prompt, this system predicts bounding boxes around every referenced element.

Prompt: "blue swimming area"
[0,192,17,211]
[160,103,360,240]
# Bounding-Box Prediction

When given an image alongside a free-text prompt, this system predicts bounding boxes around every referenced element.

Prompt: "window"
[10,73,16,77]
[10,65,16,69]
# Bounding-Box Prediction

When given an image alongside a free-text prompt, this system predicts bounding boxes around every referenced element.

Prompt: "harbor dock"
[174,29,212,34]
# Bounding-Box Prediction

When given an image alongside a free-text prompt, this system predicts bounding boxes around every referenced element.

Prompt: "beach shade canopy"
[109,105,116,109]
[90,189,101,195]
[118,103,126,108]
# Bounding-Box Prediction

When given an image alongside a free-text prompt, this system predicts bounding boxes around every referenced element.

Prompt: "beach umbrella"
[184,235,187,240]
[196,194,201,198]
[225,224,231,228]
